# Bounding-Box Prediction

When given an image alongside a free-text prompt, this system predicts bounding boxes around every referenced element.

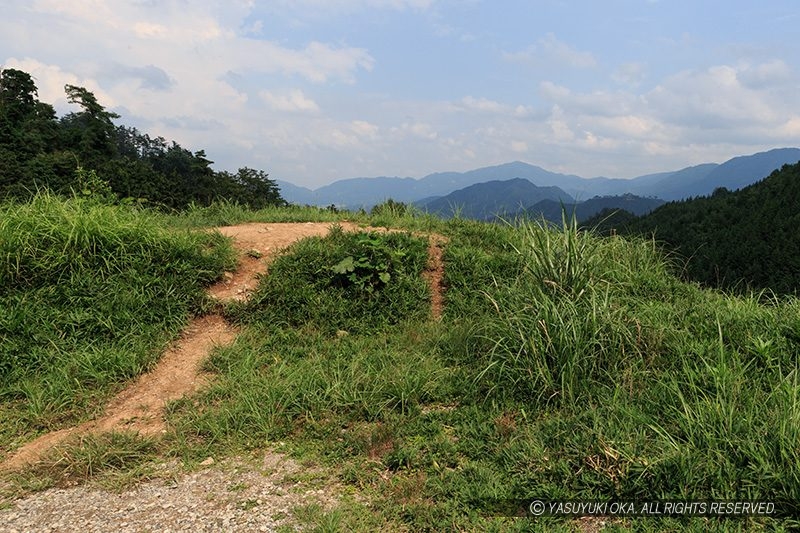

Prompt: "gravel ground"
[0,453,340,533]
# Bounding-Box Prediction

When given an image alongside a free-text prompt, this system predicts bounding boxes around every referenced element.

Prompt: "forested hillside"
[523,193,664,223]
[0,68,283,209]
[420,177,572,219]
[593,162,800,295]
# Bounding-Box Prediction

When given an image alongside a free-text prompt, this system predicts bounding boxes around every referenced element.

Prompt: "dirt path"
[1,222,444,472]
[423,234,447,321]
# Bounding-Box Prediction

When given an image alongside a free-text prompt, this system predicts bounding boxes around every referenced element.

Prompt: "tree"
[0,69,61,195]
[60,84,120,167]
[0,69,38,127]
[0,68,285,209]
[225,167,285,209]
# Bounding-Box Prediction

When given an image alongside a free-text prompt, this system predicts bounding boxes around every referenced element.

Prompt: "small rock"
[200,457,215,466]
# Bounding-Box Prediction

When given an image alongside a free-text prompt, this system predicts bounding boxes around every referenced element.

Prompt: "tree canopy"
[594,162,800,295]
[0,68,284,209]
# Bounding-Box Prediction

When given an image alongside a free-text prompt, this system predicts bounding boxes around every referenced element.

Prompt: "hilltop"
[2,195,798,531]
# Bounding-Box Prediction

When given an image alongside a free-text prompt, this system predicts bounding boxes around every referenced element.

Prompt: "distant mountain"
[611,161,800,294]
[691,148,800,196]
[275,148,800,208]
[298,162,583,209]
[276,180,315,205]
[629,164,719,201]
[420,178,573,220]
[312,176,420,208]
[522,194,665,224]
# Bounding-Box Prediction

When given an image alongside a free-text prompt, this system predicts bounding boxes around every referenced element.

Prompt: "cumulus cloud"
[99,64,174,91]
[646,65,783,129]
[458,96,533,118]
[504,33,597,69]
[1,0,375,174]
[539,81,638,117]
[736,59,793,89]
[395,122,439,140]
[2,57,118,111]
[351,120,380,138]
[260,90,320,112]
[612,62,647,87]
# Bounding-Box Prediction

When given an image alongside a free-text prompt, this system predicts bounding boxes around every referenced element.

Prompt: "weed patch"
[229,226,430,334]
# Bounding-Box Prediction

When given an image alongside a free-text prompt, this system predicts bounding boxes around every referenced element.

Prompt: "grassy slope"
[3,199,799,531]
[0,194,235,452]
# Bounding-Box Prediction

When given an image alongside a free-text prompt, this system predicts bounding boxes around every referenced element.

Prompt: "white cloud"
[504,33,597,69]
[351,120,379,138]
[12,1,374,86]
[1,0,375,175]
[547,105,575,142]
[539,81,638,117]
[457,96,533,119]
[646,64,784,129]
[2,57,117,111]
[510,140,528,153]
[612,62,647,86]
[260,90,320,112]
[394,122,438,140]
[736,59,793,89]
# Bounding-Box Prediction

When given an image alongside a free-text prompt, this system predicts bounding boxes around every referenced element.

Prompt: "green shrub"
[230,226,430,334]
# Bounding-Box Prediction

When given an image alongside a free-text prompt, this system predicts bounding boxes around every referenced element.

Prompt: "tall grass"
[442,215,800,521]
[0,193,235,439]
[469,217,676,404]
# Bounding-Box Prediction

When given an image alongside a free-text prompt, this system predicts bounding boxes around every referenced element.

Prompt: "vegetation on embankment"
[2,196,799,531]
[0,193,235,451]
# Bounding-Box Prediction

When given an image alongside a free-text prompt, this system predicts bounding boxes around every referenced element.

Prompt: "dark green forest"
[0,68,284,209]
[588,162,800,295]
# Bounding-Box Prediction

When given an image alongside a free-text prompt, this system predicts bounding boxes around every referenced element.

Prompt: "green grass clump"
[228,225,431,334]
[167,321,451,449]
[0,193,235,442]
[466,217,676,404]
[3,432,162,497]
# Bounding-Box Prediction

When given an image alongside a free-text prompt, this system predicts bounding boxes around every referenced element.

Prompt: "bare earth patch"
[423,234,447,321]
[0,221,446,532]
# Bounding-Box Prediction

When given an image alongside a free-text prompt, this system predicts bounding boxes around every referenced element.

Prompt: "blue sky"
[3,1,800,187]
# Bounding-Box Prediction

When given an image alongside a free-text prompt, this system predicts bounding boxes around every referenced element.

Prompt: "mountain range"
[276,147,800,214]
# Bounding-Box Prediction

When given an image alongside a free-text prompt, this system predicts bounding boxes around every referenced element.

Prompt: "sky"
[3,0,800,188]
